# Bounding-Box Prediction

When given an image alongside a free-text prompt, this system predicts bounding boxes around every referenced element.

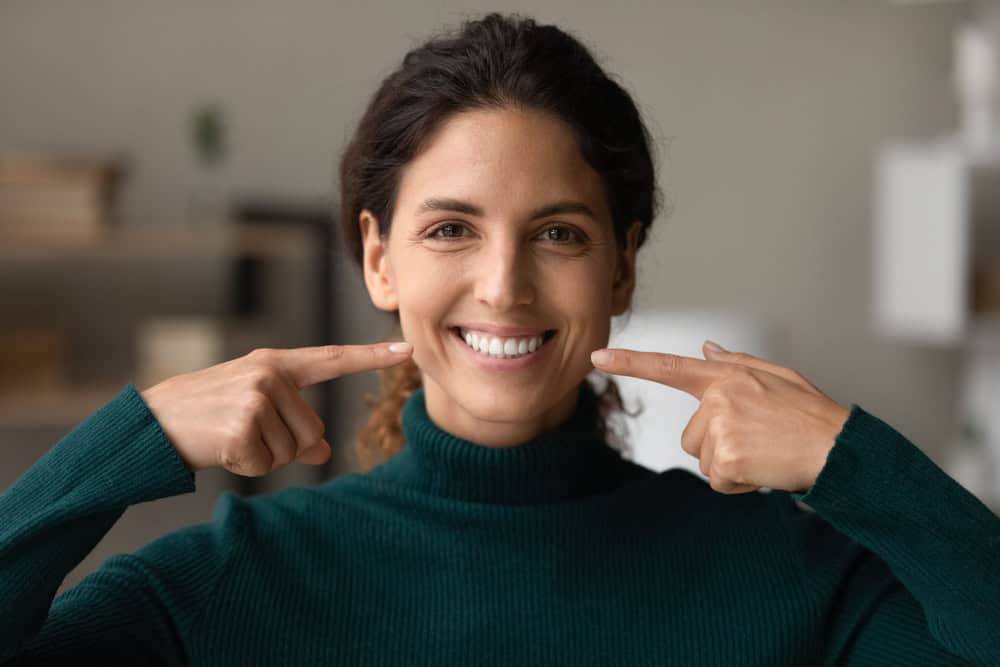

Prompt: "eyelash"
[426,222,586,244]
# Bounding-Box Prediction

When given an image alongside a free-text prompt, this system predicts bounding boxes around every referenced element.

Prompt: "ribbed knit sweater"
[1,382,998,666]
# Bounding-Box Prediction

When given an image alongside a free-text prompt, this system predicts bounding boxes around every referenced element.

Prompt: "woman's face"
[361,107,639,447]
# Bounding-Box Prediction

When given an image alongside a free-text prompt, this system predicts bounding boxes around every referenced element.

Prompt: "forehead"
[395,107,609,220]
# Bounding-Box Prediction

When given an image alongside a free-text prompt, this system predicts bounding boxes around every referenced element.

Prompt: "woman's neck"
[365,383,634,504]
[421,375,580,447]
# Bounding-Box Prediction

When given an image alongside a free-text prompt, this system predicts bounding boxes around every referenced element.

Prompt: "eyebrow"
[414,197,597,222]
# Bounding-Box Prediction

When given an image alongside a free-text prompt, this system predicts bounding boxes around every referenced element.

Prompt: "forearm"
[793,404,1000,665]
[0,385,195,660]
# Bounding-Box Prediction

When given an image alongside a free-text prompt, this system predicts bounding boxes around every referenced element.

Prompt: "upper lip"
[452,323,553,337]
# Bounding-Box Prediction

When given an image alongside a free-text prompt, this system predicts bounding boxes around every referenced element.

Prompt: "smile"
[449,327,557,361]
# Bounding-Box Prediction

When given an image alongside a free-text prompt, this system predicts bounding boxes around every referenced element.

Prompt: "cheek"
[572,260,617,326]
[393,252,458,313]
[554,262,616,315]
[394,269,458,363]
[546,264,614,357]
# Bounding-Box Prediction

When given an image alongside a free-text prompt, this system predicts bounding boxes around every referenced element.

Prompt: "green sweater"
[1,383,998,666]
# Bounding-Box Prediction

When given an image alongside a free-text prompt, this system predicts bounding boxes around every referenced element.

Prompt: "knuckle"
[271,446,293,467]
[219,444,249,472]
[680,418,701,455]
[701,386,727,409]
[244,447,273,476]
[219,447,240,469]
[713,447,743,482]
[657,354,682,376]
[224,420,254,450]
[322,345,346,363]
[246,347,275,364]
[248,367,280,393]
[218,420,263,474]
[733,366,763,391]
[707,417,729,442]
[243,391,271,416]
[305,421,325,447]
[680,430,696,456]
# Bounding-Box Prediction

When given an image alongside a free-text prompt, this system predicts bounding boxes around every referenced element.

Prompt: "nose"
[473,235,535,311]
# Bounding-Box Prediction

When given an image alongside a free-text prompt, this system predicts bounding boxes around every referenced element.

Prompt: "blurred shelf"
[0,221,315,260]
[875,140,1000,343]
[1,209,337,483]
[973,265,1000,315]
[0,384,126,430]
[0,381,327,431]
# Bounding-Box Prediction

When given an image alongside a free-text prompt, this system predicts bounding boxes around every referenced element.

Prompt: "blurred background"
[2,0,999,591]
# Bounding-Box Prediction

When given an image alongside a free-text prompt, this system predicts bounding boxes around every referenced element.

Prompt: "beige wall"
[1,1,967,496]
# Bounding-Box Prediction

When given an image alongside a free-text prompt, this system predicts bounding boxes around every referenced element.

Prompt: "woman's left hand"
[591,340,851,495]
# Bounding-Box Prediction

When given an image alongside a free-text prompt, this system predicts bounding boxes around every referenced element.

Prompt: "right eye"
[427,222,470,240]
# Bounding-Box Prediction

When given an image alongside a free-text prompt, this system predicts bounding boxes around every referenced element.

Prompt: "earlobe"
[359,210,399,312]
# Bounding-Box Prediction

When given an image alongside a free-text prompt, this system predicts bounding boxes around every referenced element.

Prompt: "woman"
[2,12,997,666]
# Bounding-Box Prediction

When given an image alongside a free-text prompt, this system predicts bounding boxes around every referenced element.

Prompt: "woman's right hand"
[139,342,413,475]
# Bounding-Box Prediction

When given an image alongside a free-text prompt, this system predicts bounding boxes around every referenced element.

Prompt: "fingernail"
[591,349,612,366]
[388,341,412,354]
[704,340,726,352]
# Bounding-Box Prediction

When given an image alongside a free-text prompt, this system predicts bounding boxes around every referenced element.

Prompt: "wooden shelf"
[0,221,316,260]
[0,215,334,441]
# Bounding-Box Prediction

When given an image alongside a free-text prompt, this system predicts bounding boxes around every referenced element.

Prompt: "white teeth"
[457,328,548,359]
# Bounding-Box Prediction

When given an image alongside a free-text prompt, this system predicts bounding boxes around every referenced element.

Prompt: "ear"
[610,221,641,316]
[359,210,399,312]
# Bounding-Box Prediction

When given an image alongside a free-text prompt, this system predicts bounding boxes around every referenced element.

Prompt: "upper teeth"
[459,328,545,358]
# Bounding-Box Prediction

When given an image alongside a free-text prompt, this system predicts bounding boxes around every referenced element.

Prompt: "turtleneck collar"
[366,384,633,504]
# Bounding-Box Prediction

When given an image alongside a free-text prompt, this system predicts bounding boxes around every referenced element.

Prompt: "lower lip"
[449,328,555,372]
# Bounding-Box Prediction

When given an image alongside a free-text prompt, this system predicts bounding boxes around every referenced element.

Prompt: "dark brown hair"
[338,13,663,471]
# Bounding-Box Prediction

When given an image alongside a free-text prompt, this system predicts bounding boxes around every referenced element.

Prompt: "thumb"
[703,339,760,366]
[295,439,332,465]
[702,339,729,359]
[701,340,809,388]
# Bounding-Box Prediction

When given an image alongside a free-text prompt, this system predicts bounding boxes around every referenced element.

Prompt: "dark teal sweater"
[1,383,998,666]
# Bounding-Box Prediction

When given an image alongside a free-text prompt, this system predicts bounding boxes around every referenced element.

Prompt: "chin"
[458,393,547,423]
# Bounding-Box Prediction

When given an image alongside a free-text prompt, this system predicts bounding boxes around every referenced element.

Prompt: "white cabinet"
[875,138,1000,510]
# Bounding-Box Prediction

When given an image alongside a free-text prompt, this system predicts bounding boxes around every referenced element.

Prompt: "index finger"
[591,348,727,399]
[274,341,413,388]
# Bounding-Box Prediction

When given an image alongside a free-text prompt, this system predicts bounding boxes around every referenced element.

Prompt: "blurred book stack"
[974,266,1000,314]
[0,153,124,244]
[0,328,66,394]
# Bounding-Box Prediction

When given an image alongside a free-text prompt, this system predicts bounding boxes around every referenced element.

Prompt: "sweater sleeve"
[0,384,241,665]
[781,404,1000,666]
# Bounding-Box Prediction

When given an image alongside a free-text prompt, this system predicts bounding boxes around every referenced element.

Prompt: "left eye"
[539,225,582,243]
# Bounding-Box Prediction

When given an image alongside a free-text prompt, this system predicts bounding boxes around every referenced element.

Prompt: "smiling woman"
[2,10,998,667]
[338,16,659,464]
